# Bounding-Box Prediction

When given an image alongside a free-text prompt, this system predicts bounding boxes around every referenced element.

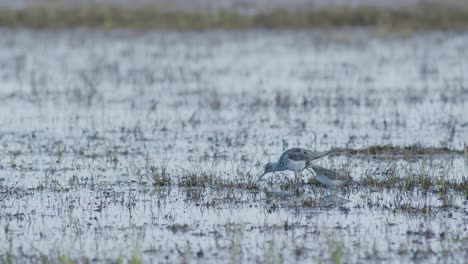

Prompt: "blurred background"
[2,0,468,9]
[1,0,468,29]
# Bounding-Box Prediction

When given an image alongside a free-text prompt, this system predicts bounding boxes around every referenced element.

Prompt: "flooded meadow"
[0,28,467,263]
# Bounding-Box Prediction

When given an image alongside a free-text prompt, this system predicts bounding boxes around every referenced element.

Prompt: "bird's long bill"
[256,172,266,183]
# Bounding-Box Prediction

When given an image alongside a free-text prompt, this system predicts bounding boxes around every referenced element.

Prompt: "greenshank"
[306,165,353,187]
[257,148,333,182]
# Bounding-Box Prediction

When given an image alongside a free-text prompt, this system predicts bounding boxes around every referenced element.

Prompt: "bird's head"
[263,162,277,174]
[257,162,277,182]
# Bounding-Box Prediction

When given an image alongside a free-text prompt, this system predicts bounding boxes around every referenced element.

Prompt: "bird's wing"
[310,165,333,176]
[286,148,332,162]
[311,165,353,181]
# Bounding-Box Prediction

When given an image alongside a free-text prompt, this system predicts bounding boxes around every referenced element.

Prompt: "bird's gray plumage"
[279,148,333,168]
[307,165,353,187]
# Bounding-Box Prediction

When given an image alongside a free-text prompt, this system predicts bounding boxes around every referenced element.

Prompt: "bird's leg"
[324,187,332,198]
[293,171,302,196]
[305,168,317,186]
[296,171,305,184]
[329,187,340,201]
[286,175,293,187]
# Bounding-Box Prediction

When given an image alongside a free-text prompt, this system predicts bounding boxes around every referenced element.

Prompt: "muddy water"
[0,29,467,263]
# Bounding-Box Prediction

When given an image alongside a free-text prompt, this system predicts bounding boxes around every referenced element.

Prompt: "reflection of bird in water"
[307,165,353,187]
[257,148,333,182]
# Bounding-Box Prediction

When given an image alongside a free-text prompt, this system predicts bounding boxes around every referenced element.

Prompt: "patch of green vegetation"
[356,156,466,201]
[151,165,171,187]
[176,167,259,190]
[359,173,467,195]
[226,223,244,264]
[58,255,74,264]
[328,237,345,264]
[130,250,142,264]
[178,169,216,187]
[338,144,464,156]
[264,238,284,264]
[359,173,400,189]
[5,240,13,264]
[1,4,468,30]
[117,255,124,264]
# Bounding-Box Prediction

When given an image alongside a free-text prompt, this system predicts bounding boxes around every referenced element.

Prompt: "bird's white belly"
[285,160,306,172]
[316,175,342,187]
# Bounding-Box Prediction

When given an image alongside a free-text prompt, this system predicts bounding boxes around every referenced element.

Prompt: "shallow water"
[0,29,467,263]
[1,182,467,263]
[1,29,467,149]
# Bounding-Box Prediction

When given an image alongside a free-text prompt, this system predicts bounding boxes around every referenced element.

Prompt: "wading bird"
[257,148,333,182]
[306,165,353,187]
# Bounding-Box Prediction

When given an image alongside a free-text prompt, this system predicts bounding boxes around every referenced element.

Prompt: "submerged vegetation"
[2,4,468,30]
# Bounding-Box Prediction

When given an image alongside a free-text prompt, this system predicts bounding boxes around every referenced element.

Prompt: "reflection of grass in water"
[264,237,284,264]
[1,4,468,30]
[58,255,74,264]
[5,239,13,264]
[226,222,244,264]
[130,249,142,264]
[327,236,345,264]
